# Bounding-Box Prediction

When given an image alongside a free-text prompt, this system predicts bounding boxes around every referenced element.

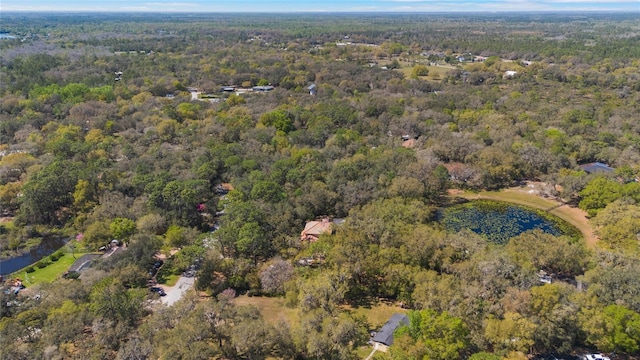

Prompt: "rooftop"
[579,162,614,174]
[371,313,409,346]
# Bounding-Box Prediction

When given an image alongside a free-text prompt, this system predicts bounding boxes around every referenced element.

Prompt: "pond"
[0,236,70,276]
[438,200,579,245]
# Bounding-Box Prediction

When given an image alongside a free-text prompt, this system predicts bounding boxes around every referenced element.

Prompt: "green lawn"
[159,273,180,287]
[12,252,88,286]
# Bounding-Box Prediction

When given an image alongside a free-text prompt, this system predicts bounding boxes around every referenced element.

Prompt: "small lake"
[438,200,577,244]
[0,236,70,275]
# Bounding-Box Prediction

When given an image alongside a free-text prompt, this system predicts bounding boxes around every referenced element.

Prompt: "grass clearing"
[344,301,407,331]
[233,295,300,325]
[234,295,406,331]
[13,252,89,286]
[159,273,180,287]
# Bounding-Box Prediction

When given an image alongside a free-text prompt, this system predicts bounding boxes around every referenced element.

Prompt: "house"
[68,253,102,273]
[300,218,333,241]
[579,162,614,174]
[252,85,274,92]
[308,83,317,96]
[371,313,409,349]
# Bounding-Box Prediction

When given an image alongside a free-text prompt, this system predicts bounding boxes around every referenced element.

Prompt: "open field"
[233,295,300,324]
[452,183,597,248]
[395,62,454,81]
[234,295,405,330]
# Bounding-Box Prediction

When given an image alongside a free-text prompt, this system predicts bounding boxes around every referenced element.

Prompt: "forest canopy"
[1,12,639,360]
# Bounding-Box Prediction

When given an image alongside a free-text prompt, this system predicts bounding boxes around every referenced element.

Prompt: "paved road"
[161,275,195,306]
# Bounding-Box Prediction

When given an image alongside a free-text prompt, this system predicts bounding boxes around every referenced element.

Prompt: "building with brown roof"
[300,218,333,241]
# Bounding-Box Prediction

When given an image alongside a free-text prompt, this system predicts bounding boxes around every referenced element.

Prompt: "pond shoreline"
[0,236,71,276]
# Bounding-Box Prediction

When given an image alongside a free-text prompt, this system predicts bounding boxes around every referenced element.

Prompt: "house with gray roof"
[371,313,409,349]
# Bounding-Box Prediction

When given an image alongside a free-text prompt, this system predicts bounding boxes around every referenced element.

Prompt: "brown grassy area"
[395,63,453,82]
[344,301,407,331]
[233,295,300,324]
[234,296,403,359]
[234,295,406,330]
[453,184,597,248]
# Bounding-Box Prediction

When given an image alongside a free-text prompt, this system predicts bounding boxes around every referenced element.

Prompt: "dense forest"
[0,12,639,360]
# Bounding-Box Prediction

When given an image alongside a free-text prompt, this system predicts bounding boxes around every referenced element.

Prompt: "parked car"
[582,354,610,360]
[150,287,166,296]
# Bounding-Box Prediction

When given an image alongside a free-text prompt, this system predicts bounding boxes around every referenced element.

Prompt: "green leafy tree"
[484,312,536,355]
[90,277,147,327]
[19,160,79,225]
[391,309,470,360]
[579,177,623,216]
[260,109,294,133]
[580,304,640,353]
[412,64,429,77]
[110,218,136,241]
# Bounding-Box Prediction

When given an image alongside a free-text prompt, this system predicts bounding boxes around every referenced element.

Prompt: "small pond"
[438,200,579,245]
[0,236,70,276]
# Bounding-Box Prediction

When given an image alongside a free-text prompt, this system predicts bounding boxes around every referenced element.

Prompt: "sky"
[1,0,639,13]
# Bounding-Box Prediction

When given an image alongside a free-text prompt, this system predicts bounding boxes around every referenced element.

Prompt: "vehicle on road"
[582,354,610,360]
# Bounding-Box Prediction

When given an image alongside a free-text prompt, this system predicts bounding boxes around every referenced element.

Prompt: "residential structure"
[579,162,615,174]
[300,218,333,241]
[371,313,409,350]
[308,83,317,96]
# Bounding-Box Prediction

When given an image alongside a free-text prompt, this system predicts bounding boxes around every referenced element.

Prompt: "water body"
[0,236,70,275]
[438,200,572,245]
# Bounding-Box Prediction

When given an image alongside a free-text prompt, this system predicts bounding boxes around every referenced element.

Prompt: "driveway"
[161,275,195,306]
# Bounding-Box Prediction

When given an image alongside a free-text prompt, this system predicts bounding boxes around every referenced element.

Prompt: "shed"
[371,313,409,347]
[308,83,317,95]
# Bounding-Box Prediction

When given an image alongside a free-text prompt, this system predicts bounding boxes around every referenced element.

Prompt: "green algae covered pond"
[438,200,581,245]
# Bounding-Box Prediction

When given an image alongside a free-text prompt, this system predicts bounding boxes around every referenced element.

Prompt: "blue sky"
[1,0,639,12]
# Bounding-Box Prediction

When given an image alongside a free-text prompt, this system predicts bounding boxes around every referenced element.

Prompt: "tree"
[260,259,294,295]
[592,198,640,252]
[89,277,147,327]
[484,312,536,355]
[19,160,79,225]
[83,220,112,249]
[506,230,588,277]
[579,177,624,216]
[412,64,429,77]
[580,304,640,353]
[260,109,294,133]
[110,218,136,241]
[529,284,579,353]
[391,309,470,360]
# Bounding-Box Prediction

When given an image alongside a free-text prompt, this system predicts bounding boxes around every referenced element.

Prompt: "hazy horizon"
[2,0,639,13]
